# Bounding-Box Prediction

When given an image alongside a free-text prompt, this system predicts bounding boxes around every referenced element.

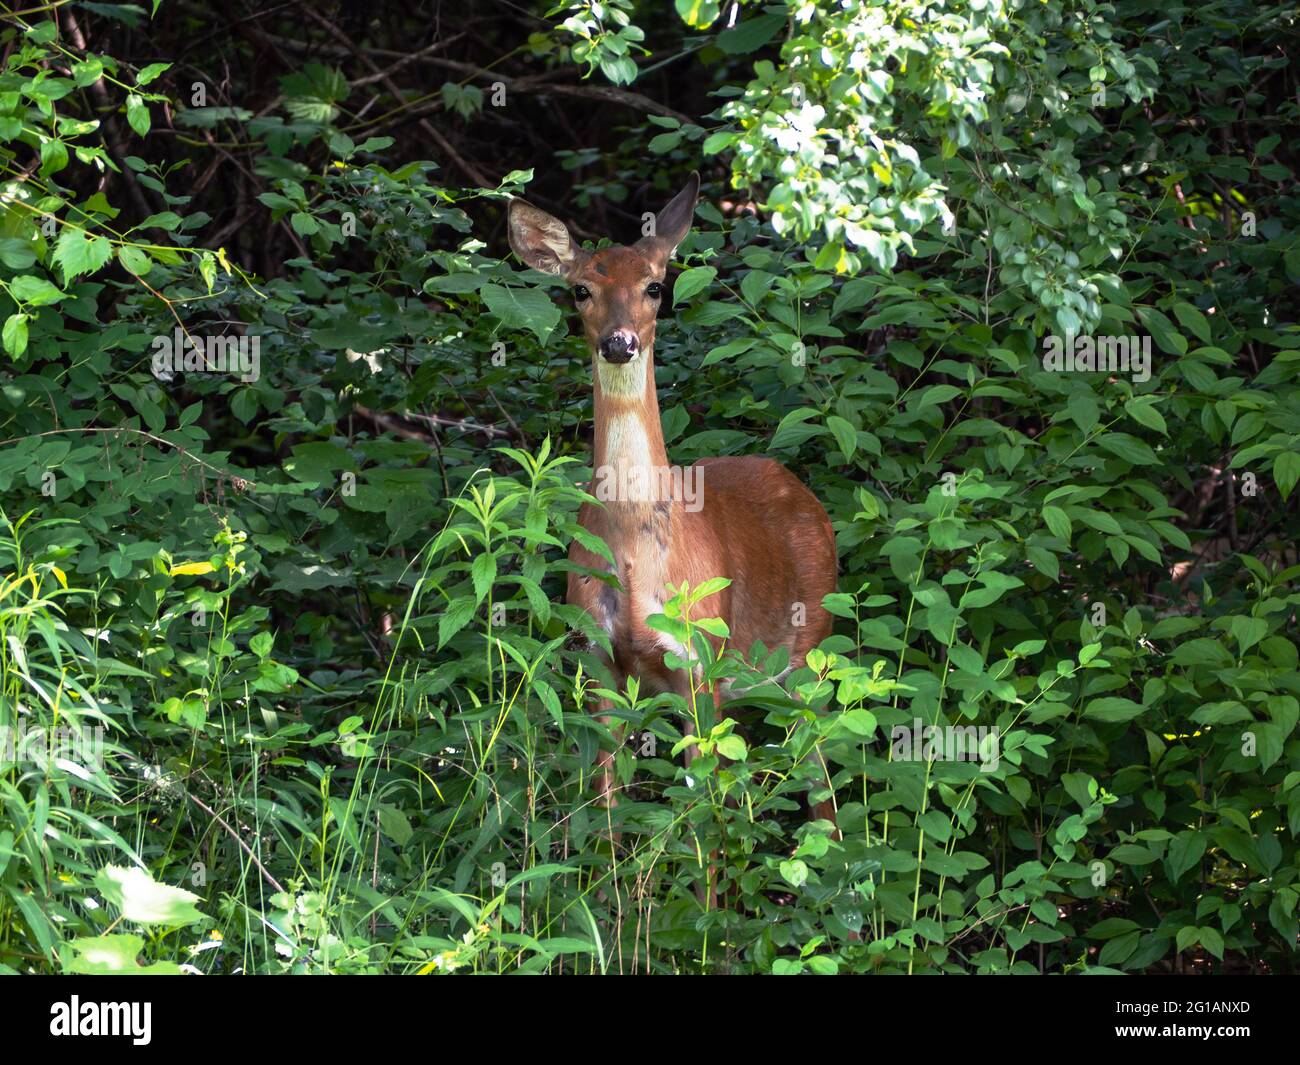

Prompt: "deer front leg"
[581,645,625,841]
[591,693,628,849]
[594,694,621,812]
[808,745,842,841]
[671,665,713,769]
[668,667,726,913]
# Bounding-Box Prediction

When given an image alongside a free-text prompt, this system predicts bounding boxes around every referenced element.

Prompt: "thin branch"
[0,427,258,490]
[186,790,287,895]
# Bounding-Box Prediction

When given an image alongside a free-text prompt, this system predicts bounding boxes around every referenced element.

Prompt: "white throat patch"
[595,351,648,398]
[604,411,654,475]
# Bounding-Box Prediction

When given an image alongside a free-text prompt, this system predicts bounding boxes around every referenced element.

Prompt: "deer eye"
[572,285,591,302]
[646,282,663,299]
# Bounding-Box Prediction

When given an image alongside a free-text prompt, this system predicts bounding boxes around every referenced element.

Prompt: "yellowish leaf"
[169,561,214,577]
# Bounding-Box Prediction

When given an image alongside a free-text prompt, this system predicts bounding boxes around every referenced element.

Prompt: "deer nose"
[598,330,638,363]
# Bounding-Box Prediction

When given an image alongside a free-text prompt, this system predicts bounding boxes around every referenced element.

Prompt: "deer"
[507,172,840,839]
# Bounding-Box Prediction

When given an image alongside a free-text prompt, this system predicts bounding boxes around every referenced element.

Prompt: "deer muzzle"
[598,330,639,364]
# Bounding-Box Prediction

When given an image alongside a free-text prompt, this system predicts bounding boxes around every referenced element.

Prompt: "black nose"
[598,332,637,363]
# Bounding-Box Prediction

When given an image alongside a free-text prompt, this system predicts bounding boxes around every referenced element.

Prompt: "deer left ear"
[639,171,699,263]
[508,199,584,278]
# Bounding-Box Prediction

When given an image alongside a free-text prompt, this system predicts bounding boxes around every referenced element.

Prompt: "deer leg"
[808,745,842,841]
[801,708,859,939]
[594,695,621,814]
[588,654,626,844]
[670,668,723,913]
[708,682,735,914]
[788,659,841,841]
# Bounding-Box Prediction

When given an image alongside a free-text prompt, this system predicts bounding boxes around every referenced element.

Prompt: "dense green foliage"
[0,0,1297,974]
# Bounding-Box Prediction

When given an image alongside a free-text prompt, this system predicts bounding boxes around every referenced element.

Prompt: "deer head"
[507,173,699,392]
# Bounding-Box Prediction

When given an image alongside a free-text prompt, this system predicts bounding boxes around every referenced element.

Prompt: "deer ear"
[639,171,699,263]
[508,199,582,277]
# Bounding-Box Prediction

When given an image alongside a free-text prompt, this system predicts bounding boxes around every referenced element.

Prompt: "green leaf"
[675,0,721,30]
[0,238,37,269]
[1083,697,1146,723]
[118,245,153,276]
[689,576,732,601]
[1166,831,1206,883]
[126,93,151,136]
[135,62,172,86]
[1041,504,1072,541]
[53,228,113,283]
[715,734,747,760]
[1109,843,1158,866]
[64,934,183,975]
[73,57,105,87]
[377,805,413,846]
[26,19,58,44]
[94,865,205,926]
[1098,930,1140,966]
[822,592,856,618]
[1097,432,1157,466]
[1172,302,1211,345]
[1229,616,1267,653]
[771,408,825,449]
[1136,306,1187,356]
[199,251,217,291]
[10,275,65,306]
[672,266,716,305]
[835,707,877,737]
[3,313,29,358]
[482,283,560,343]
[779,858,808,888]
[127,386,161,432]
[471,553,497,603]
[1066,392,1098,433]
[1124,399,1167,435]
[137,211,185,231]
[1075,508,1122,536]
[917,384,962,408]
[826,415,857,461]
[716,13,785,54]
[40,138,68,176]
[438,596,477,648]
[1275,451,1300,501]
[1087,918,1141,940]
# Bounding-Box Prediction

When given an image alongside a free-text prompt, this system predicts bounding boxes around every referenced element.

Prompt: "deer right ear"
[650,171,699,257]
[508,199,582,277]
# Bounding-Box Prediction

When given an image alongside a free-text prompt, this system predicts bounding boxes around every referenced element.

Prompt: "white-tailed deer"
[508,173,838,828]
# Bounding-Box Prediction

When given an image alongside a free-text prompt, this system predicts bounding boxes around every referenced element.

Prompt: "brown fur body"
[568,429,837,698]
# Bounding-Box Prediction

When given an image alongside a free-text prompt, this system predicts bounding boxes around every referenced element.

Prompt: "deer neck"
[590,349,674,583]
